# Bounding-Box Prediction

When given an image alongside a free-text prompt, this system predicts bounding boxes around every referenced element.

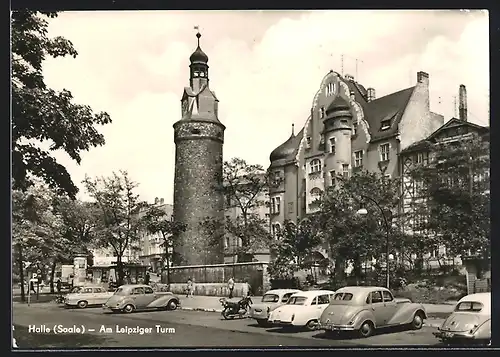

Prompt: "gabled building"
[268,70,444,255]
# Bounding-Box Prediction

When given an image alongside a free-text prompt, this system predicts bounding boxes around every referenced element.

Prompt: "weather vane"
[194,26,201,46]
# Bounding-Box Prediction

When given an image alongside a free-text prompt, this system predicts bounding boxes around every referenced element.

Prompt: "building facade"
[268,70,444,247]
[173,31,226,266]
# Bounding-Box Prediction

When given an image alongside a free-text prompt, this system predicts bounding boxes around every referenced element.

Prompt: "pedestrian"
[30,280,36,294]
[144,271,150,285]
[190,277,195,297]
[243,280,252,298]
[56,278,61,293]
[186,278,193,298]
[228,277,235,299]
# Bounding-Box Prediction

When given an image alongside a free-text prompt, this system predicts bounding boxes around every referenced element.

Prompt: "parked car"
[268,290,336,330]
[318,286,427,338]
[433,292,491,346]
[102,284,180,313]
[64,285,115,308]
[249,289,301,326]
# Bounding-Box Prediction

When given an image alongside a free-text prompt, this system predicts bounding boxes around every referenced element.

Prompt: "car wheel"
[359,321,374,338]
[411,312,424,330]
[77,300,88,309]
[123,304,135,313]
[167,300,178,311]
[305,320,318,331]
[256,320,270,327]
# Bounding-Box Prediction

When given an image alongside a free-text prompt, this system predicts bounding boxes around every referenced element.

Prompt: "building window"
[270,197,281,214]
[288,202,294,214]
[380,119,391,130]
[379,143,390,162]
[354,150,363,167]
[341,119,348,126]
[272,224,281,239]
[306,136,311,148]
[320,107,325,118]
[342,164,349,178]
[352,122,358,136]
[330,171,336,186]
[329,138,336,154]
[310,187,323,202]
[326,82,335,96]
[310,159,321,173]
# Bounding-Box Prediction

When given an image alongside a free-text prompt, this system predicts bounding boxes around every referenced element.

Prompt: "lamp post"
[165,243,173,291]
[356,195,391,290]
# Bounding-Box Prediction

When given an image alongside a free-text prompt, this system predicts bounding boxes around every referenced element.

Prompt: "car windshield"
[287,296,307,305]
[329,292,356,305]
[262,294,280,303]
[455,301,483,312]
[113,288,128,296]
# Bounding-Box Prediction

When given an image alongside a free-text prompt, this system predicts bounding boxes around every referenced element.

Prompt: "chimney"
[159,198,164,205]
[459,84,468,121]
[345,74,354,81]
[367,87,376,102]
[417,71,429,86]
[154,197,158,205]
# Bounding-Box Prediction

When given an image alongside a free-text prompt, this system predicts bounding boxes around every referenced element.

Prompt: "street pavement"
[13,302,442,348]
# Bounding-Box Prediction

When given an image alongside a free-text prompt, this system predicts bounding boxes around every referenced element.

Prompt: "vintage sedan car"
[433,292,491,346]
[268,290,336,330]
[250,289,301,326]
[64,285,115,308]
[318,286,427,338]
[103,284,180,313]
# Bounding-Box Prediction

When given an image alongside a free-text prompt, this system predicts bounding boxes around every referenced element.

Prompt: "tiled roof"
[269,128,304,165]
[363,87,415,141]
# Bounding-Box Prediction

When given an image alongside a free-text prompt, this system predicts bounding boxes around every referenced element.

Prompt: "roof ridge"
[368,86,415,103]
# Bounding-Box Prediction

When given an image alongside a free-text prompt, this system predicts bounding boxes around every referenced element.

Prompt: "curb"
[180,307,223,313]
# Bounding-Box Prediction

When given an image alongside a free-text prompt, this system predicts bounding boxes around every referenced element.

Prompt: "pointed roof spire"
[291,123,295,136]
[190,26,208,64]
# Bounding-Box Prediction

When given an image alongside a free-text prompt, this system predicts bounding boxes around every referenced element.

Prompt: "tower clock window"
[200,72,205,77]
[194,71,200,77]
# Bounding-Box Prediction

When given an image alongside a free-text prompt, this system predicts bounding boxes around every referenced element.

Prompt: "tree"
[12,184,67,301]
[12,11,111,199]
[140,205,186,281]
[219,158,271,262]
[267,219,322,281]
[83,171,144,285]
[409,135,490,259]
[317,171,403,283]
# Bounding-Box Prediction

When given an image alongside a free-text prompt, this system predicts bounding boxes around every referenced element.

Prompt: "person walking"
[228,277,235,299]
[186,278,193,298]
[29,280,36,294]
[144,271,150,285]
[243,279,252,298]
[56,278,62,294]
[190,277,195,297]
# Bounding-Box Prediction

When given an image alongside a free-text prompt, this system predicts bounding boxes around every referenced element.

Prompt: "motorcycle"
[54,294,66,304]
[219,296,253,320]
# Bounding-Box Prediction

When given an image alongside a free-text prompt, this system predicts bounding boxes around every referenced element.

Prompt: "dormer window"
[306,136,312,148]
[380,119,392,130]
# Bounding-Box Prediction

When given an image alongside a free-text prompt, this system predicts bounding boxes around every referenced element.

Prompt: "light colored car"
[250,289,302,326]
[64,285,114,308]
[433,292,491,346]
[103,284,181,313]
[268,290,336,330]
[318,286,427,338]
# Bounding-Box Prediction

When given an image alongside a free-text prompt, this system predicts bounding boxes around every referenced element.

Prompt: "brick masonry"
[173,119,225,266]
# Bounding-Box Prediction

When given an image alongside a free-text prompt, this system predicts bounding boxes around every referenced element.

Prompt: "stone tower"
[173,31,225,266]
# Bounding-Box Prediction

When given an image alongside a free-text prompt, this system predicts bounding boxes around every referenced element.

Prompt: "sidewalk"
[178,295,451,327]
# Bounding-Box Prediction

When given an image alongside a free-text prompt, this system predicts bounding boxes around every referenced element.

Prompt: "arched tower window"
[310,187,323,202]
[310,159,321,174]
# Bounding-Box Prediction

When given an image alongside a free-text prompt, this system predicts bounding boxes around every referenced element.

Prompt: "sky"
[41,10,490,204]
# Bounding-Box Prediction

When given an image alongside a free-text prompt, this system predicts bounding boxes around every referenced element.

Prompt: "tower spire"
[194,26,201,47]
[291,123,295,136]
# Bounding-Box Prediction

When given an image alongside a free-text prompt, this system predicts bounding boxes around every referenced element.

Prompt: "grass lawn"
[13,324,110,348]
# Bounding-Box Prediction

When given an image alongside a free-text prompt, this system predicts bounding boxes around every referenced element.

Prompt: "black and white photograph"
[11,8,491,349]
